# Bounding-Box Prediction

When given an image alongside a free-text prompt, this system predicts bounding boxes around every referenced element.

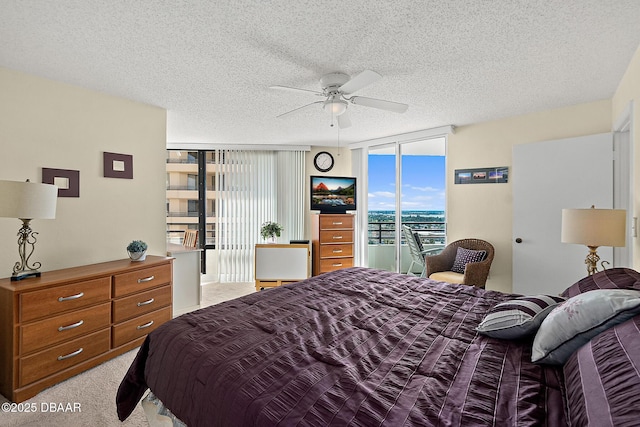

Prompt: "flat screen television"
[310,176,356,214]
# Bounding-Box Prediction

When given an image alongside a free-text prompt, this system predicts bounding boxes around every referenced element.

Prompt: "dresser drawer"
[112,285,172,323]
[319,257,354,273]
[20,302,111,355]
[19,329,110,387]
[319,215,354,230]
[113,264,172,297]
[320,230,353,244]
[112,306,171,348]
[20,277,111,322]
[319,244,353,259]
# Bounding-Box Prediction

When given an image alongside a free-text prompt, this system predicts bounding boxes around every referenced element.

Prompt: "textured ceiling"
[2,1,640,147]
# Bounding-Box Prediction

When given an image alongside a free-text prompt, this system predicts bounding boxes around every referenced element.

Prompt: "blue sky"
[368,155,445,211]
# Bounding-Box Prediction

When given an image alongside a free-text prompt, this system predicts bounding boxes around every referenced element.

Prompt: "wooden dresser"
[0,256,173,403]
[312,214,355,276]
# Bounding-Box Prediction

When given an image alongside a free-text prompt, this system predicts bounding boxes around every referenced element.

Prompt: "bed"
[116,267,640,426]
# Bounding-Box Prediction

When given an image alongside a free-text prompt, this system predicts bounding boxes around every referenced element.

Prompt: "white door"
[614,129,632,267]
[513,133,613,295]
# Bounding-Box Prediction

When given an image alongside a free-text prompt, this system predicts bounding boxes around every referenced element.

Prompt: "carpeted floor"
[0,281,255,427]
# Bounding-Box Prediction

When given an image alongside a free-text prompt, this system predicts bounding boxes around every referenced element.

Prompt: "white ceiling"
[2,1,640,148]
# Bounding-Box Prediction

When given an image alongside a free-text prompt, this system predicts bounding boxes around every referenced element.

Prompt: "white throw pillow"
[531,289,640,365]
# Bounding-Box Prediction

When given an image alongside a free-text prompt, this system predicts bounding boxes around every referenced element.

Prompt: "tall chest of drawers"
[0,256,173,403]
[312,214,355,275]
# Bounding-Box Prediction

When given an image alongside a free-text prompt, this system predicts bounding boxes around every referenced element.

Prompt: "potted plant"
[260,221,283,243]
[127,240,148,261]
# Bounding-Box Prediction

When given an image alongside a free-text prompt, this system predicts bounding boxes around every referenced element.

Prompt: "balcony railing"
[368,221,446,245]
[167,158,197,164]
[167,212,216,218]
[167,185,198,191]
[167,211,199,217]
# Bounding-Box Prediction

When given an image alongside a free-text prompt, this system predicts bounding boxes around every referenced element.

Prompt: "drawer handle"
[58,320,84,332]
[332,236,343,240]
[137,275,155,283]
[332,222,343,225]
[137,320,154,330]
[58,292,84,302]
[332,249,343,253]
[137,298,155,307]
[57,347,83,361]
[332,263,343,267]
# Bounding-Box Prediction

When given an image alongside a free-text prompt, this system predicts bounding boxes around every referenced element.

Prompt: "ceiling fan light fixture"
[324,97,348,116]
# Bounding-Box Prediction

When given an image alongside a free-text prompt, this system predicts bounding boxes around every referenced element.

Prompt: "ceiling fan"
[270,70,409,128]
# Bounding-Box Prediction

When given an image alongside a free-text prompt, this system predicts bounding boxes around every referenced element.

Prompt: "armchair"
[426,238,494,288]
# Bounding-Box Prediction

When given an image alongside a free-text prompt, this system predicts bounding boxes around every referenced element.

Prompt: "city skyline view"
[368,154,445,212]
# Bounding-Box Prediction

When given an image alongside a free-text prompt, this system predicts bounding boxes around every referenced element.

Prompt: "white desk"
[167,244,202,316]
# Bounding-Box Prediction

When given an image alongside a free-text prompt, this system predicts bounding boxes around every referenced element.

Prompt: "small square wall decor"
[103,152,133,179]
[42,168,80,197]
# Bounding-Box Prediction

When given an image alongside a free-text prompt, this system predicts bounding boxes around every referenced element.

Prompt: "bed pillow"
[563,316,640,426]
[561,268,640,298]
[477,295,566,339]
[532,289,640,365]
[451,247,486,274]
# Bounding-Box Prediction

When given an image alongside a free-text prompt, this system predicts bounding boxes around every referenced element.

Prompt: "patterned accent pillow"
[477,295,566,339]
[451,247,486,274]
[532,289,640,365]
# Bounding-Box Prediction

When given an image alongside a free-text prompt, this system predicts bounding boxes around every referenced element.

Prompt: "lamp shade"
[0,180,57,219]
[561,208,626,247]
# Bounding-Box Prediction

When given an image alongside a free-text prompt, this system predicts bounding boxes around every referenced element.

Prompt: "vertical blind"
[214,150,305,282]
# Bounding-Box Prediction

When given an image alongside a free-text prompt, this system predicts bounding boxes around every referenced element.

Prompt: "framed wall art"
[455,167,508,184]
[42,167,80,197]
[103,152,133,179]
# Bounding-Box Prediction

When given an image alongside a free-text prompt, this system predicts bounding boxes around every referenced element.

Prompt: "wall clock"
[313,151,334,172]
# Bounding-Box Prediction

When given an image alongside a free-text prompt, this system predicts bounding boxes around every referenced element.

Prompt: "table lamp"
[561,206,626,275]
[0,179,58,281]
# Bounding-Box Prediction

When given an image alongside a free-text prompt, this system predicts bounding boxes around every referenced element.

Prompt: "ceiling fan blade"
[350,96,409,113]
[276,101,323,118]
[337,111,352,129]
[269,85,323,96]
[339,70,382,94]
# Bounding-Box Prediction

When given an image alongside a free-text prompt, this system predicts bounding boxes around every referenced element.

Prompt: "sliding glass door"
[367,144,397,272]
[399,139,446,274]
[366,138,446,273]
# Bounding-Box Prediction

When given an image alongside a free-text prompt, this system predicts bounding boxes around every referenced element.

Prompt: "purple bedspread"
[117,267,565,426]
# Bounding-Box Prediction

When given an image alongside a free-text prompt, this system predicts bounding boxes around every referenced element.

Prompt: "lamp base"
[585,245,601,276]
[11,270,42,281]
[11,218,45,282]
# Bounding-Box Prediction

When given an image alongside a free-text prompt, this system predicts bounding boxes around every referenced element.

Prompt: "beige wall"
[304,146,352,240]
[612,43,640,269]
[447,100,612,293]
[0,67,167,273]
